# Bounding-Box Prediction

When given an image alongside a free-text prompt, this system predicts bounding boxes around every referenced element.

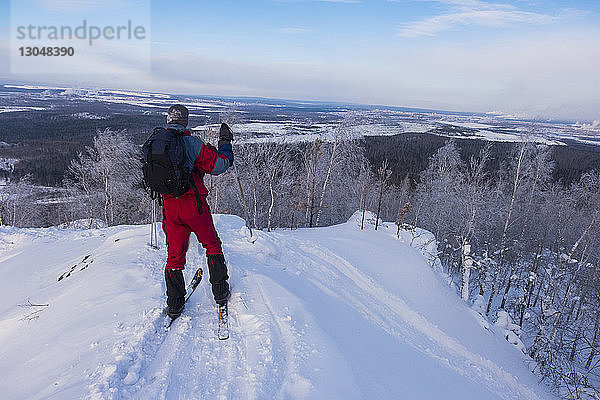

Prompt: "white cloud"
[399,9,556,37]
[397,0,558,37]
[276,27,309,34]
[391,0,514,10]
[129,27,599,121]
[389,27,600,120]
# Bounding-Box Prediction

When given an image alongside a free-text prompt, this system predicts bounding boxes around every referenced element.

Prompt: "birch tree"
[65,129,146,226]
[375,159,392,230]
[304,139,323,228]
[486,138,529,315]
[0,175,41,227]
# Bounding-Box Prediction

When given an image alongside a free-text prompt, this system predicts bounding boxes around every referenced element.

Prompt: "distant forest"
[365,133,600,186]
[0,110,164,186]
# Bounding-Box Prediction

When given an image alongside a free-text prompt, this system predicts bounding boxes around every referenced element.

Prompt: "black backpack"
[141,127,192,198]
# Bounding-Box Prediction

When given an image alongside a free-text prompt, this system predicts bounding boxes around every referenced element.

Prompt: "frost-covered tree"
[0,175,42,227]
[375,159,392,230]
[65,129,146,226]
[358,157,376,230]
[64,148,98,224]
[233,141,295,231]
[304,138,323,228]
[412,140,466,274]
[314,114,364,226]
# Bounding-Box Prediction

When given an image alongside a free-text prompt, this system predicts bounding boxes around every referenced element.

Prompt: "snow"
[495,311,527,354]
[3,84,71,90]
[0,106,47,113]
[0,214,556,399]
[0,157,18,170]
[435,120,497,130]
[72,112,108,120]
[574,120,600,132]
[0,158,18,185]
[58,219,107,229]
[470,295,491,331]
[400,121,435,133]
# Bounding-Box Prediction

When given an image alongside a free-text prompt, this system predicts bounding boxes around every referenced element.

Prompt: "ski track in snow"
[86,243,306,400]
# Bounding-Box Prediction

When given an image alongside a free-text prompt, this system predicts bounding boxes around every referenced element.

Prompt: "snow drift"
[0,213,556,399]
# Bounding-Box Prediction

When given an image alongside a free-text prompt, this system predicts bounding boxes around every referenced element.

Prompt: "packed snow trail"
[0,214,556,399]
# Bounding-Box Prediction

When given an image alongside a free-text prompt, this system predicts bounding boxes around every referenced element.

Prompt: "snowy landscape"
[2,0,599,397]
[1,84,599,400]
[2,84,599,147]
[0,212,557,399]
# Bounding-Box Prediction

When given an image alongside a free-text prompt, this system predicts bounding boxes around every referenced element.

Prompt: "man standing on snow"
[161,104,234,318]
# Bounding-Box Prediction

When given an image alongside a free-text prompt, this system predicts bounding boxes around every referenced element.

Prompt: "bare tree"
[65,150,97,225]
[358,158,375,230]
[375,159,392,230]
[314,114,361,226]
[65,128,146,226]
[486,137,529,315]
[304,139,323,228]
[0,175,42,227]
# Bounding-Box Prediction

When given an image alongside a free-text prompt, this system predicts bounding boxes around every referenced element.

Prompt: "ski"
[217,302,230,340]
[165,313,178,329]
[185,267,204,302]
[164,267,203,328]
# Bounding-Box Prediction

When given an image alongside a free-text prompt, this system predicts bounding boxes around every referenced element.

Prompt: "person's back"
[157,104,235,319]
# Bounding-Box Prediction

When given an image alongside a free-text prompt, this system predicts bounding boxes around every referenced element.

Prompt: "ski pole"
[150,197,158,249]
[219,113,255,242]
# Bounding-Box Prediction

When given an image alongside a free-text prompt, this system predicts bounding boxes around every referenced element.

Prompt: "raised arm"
[182,124,234,175]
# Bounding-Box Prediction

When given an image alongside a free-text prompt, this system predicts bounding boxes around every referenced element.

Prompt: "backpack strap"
[190,182,203,216]
[190,169,203,216]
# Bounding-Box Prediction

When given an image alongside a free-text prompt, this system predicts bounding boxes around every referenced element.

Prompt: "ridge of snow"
[0,214,556,399]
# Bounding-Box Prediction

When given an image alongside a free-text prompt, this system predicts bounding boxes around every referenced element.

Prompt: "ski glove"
[218,123,234,148]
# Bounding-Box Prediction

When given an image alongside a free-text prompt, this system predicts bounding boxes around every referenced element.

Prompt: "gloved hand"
[217,123,234,166]
[218,123,234,148]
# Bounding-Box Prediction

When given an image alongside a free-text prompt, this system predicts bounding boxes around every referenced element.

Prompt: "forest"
[1,117,600,399]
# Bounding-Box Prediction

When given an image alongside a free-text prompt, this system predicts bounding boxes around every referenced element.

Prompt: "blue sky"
[1,0,599,121]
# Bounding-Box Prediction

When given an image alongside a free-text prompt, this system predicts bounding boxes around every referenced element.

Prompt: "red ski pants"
[162,194,223,270]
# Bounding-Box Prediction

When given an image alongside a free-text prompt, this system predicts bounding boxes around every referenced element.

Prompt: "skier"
[160,104,234,319]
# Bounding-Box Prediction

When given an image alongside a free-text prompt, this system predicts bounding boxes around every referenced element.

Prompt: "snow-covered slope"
[0,214,556,400]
